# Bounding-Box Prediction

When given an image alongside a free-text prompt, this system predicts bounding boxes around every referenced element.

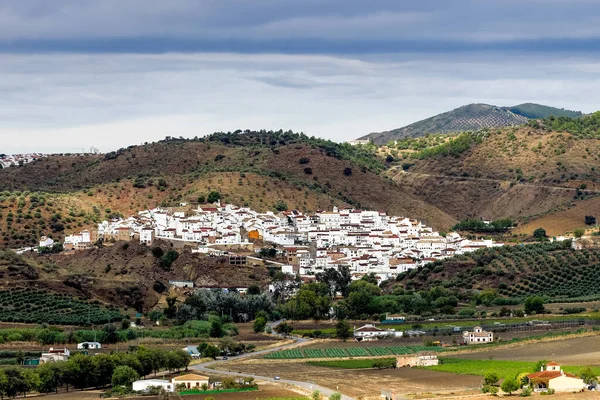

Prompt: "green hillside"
[507,103,582,119]
[362,103,583,145]
[395,242,600,302]
[361,104,528,144]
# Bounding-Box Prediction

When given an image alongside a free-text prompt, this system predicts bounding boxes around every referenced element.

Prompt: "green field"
[0,288,123,325]
[264,345,441,359]
[308,358,395,369]
[424,358,600,380]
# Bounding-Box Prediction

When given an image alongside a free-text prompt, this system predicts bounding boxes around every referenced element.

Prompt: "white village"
[50,203,504,283]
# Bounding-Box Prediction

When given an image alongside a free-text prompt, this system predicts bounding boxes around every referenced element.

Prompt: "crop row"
[264,345,442,359]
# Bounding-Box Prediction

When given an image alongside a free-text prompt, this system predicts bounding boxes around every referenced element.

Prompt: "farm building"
[354,324,402,341]
[172,374,210,389]
[396,355,439,367]
[39,348,70,363]
[132,379,173,393]
[527,362,585,392]
[77,341,101,350]
[462,326,493,344]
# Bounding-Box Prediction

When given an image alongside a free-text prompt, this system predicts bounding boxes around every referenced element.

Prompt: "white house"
[462,326,493,344]
[353,324,401,341]
[133,379,173,393]
[140,228,155,245]
[527,362,585,392]
[172,374,210,390]
[40,348,70,363]
[77,341,102,350]
[39,236,54,248]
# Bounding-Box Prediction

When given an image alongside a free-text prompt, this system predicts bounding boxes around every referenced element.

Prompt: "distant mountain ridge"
[361,103,583,145]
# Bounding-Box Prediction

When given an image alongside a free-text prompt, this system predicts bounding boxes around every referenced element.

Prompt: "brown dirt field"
[218,360,482,399]
[514,196,600,236]
[454,335,600,365]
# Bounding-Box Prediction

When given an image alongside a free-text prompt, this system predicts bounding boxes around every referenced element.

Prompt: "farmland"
[308,358,396,369]
[424,358,600,380]
[397,242,600,300]
[0,288,123,325]
[264,345,441,359]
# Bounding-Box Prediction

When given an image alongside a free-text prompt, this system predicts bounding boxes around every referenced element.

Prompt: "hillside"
[386,118,600,234]
[0,131,456,247]
[361,104,528,144]
[507,103,583,119]
[361,103,583,145]
[394,242,600,302]
[0,240,271,314]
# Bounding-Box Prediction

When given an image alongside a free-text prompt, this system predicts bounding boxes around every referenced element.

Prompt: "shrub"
[299,157,310,164]
[304,167,313,175]
[343,167,352,176]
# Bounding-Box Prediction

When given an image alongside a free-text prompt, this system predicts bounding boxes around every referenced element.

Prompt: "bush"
[304,167,313,175]
[299,157,310,164]
[501,377,519,395]
[533,228,547,239]
[343,167,352,176]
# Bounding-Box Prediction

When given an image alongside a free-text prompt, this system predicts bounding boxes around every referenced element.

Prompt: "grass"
[423,358,600,380]
[308,358,395,369]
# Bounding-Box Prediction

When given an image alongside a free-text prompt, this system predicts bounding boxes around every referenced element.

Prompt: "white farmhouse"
[463,326,493,344]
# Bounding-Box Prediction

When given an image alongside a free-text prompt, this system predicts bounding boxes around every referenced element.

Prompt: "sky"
[2,0,600,153]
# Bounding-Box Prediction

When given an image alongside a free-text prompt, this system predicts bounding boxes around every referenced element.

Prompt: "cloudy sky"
[2,0,600,153]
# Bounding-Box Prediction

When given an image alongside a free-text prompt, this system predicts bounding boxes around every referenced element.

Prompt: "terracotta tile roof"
[172,374,210,381]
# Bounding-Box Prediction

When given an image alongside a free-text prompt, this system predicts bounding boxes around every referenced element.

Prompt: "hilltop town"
[53,203,503,282]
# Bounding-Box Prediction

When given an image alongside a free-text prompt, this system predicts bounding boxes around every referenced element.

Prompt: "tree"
[207,191,221,204]
[335,319,352,342]
[210,319,224,338]
[103,323,119,344]
[312,390,321,400]
[574,228,585,238]
[585,215,597,226]
[248,285,261,295]
[524,296,545,315]
[483,372,499,386]
[253,316,267,333]
[500,376,519,394]
[329,393,342,400]
[112,366,139,388]
[304,167,313,174]
[580,367,598,385]
[201,383,209,391]
[37,362,63,393]
[148,310,164,323]
[533,228,547,239]
[197,195,206,203]
[273,200,288,212]
[343,167,352,176]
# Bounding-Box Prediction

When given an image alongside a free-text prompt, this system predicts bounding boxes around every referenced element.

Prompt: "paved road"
[190,328,354,400]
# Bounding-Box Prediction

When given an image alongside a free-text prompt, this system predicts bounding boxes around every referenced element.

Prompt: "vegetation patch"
[0,288,123,325]
[264,345,441,359]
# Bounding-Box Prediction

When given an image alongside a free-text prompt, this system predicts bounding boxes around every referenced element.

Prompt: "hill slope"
[506,103,583,119]
[362,103,583,145]
[395,242,600,302]
[386,117,600,234]
[362,104,528,144]
[0,131,456,247]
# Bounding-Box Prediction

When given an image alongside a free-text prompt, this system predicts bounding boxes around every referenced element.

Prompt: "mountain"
[0,131,456,248]
[506,103,583,119]
[387,113,600,236]
[361,103,583,145]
